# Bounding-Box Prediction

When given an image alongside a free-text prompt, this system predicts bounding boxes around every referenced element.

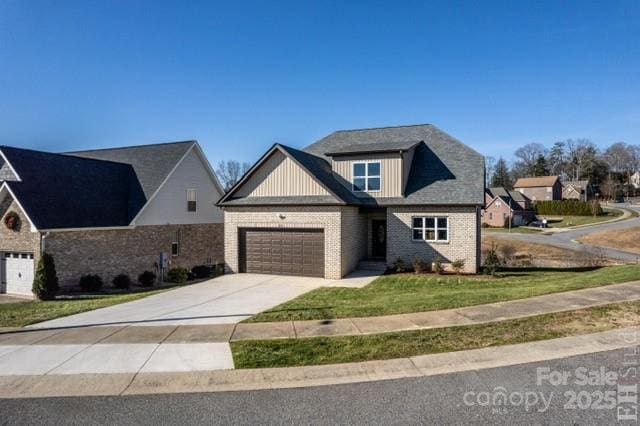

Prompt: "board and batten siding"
[332,153,403,198]
[236,151,330,197]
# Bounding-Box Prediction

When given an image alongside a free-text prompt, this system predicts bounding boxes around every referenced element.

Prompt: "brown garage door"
[239,228,324,277]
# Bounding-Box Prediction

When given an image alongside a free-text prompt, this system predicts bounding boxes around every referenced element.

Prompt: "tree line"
[487,139,640,198]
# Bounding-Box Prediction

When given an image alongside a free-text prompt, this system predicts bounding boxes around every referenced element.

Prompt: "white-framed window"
[412,216,449,242]
[489,212,493,220]
[187,188,197,212]
[352,162,381,192]
[546,187,552,193]
[171,230,180,256]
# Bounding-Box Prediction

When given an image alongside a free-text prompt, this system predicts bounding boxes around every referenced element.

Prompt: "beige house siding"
[386,206,479,273]
[332,153,403,198]
[236,151,330,198]
[44,224,224,289]
[224,206,365,279]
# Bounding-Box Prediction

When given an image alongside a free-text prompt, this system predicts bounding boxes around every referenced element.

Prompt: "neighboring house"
[483,187,534,227]
[513,176,562,201]
[0,141,224,295]
[217,124,485,277]
[631,171,640,190]
[562,180,593,202]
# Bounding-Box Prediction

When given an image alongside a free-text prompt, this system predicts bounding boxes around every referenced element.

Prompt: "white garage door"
[1,252,34,295]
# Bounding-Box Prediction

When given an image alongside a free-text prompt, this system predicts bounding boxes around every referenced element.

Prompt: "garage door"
[239,228,324,277]
[1,252,34,295]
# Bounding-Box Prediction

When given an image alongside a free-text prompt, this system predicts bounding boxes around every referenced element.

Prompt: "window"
[187,189,197,212]
[412,217,449,242]
[352,162,381,192]
[546,187,552,193]
[171,230,180,256]
[489,212,493,220]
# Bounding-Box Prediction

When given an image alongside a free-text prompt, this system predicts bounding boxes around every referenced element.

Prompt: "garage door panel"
[239,228,324,278]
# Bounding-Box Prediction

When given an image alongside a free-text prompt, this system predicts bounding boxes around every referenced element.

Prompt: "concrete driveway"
[31,273,332,329]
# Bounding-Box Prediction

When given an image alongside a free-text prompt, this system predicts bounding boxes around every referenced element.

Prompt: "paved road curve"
[488,204,640,262]
[2,347,638,424]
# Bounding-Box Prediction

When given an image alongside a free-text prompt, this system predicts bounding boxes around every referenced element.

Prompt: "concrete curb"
[1,326,639,399]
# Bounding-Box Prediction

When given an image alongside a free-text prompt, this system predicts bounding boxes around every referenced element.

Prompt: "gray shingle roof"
[324,140,421,156]
[306,124,485,205]
[1,141,196,229]
[68,141,195,199]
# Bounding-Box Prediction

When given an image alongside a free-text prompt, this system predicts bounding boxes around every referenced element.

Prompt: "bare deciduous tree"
[216,160,251,191]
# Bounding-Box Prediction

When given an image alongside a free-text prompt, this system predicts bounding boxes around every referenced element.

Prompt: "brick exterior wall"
[0,198,41,294]
[515,181,562,201]
[387,206,480,273]
[223,206,368,279]
[44,223,224,289]
[341,207,368,276]
[482,199,512,227]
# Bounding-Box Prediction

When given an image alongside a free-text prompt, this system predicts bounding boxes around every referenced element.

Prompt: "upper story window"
[186,189,197,212]
[352,162,381,192]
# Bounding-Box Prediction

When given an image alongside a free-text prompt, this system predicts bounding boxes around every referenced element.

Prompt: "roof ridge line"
[65,139,197,154]
[332,123,433,133]
[1,145,133,168]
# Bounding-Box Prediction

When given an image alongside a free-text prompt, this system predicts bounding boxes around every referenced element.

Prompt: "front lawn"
[0,288,168,327]
[544,208,623,228]
[246,264,640,322]
[233,300,640,368]
[482,227,542,234]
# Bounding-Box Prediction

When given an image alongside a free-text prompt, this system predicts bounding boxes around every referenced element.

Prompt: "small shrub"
[412,258,431,274]
[79,274,103,292]
[483,242,503,275]
[433,260,444,275]
[168,267,188,284]
[138,270,156,287]
[191,265,213,279]
[451,259,465,274]
[112,274,131,289]
[187,271,195,281]
[32,252,59,300]
[214,263,225,276]
[481,222,490,228]
[392,257,406,273]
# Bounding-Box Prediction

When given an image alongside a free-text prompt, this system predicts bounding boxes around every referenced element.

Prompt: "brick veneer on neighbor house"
[386,206,480,273]
[0,198,41,266]
[224,206,368,280]
[44,223,224,289]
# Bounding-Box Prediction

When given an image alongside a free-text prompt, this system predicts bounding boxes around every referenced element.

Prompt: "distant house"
[631,172,640,190]
[562,180,593,202]
[483,187,535,227]
[513,176,562,201]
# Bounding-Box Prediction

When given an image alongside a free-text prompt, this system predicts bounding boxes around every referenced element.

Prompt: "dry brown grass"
[578,226,640,254]
[482,235,613,267]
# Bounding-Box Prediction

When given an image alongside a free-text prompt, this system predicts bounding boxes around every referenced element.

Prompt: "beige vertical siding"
[236,151,330,197]
[332,153,403,198]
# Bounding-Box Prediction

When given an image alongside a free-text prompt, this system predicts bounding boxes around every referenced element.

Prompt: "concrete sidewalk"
[1,326,639,398]
[231,280,640,340]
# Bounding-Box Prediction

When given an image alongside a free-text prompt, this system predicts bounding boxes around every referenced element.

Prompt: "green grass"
[482,227,542,234]
[544,208,623,228]
[0,288,169,327]
[232,300,640,368]
[246,264,640,322]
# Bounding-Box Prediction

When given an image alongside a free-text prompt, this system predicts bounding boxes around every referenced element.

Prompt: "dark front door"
[371,220,387,258]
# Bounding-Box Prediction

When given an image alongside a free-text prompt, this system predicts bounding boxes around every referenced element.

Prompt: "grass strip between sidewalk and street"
[247,264,640,322]
[0,288,170,327]
[232,299,640,369]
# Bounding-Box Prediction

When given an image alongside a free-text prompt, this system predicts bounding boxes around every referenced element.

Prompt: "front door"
[371,220,387,259]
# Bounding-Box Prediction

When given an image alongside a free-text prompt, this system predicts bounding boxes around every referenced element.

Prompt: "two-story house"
[562,180,593,201]
[217,124,485,277]
[0,141,225,295]
[513,176,562,201]
[483,187,535,227]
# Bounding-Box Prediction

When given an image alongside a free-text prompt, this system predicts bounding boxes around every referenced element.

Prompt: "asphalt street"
[488,203,640,262]
[1,347,638,425]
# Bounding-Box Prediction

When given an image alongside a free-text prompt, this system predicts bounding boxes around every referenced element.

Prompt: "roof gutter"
[39,225,136,233]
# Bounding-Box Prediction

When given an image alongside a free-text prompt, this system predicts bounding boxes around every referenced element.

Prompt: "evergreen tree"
[532,155,550,176]
[490,158,513,189]
[32,252,59,300]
